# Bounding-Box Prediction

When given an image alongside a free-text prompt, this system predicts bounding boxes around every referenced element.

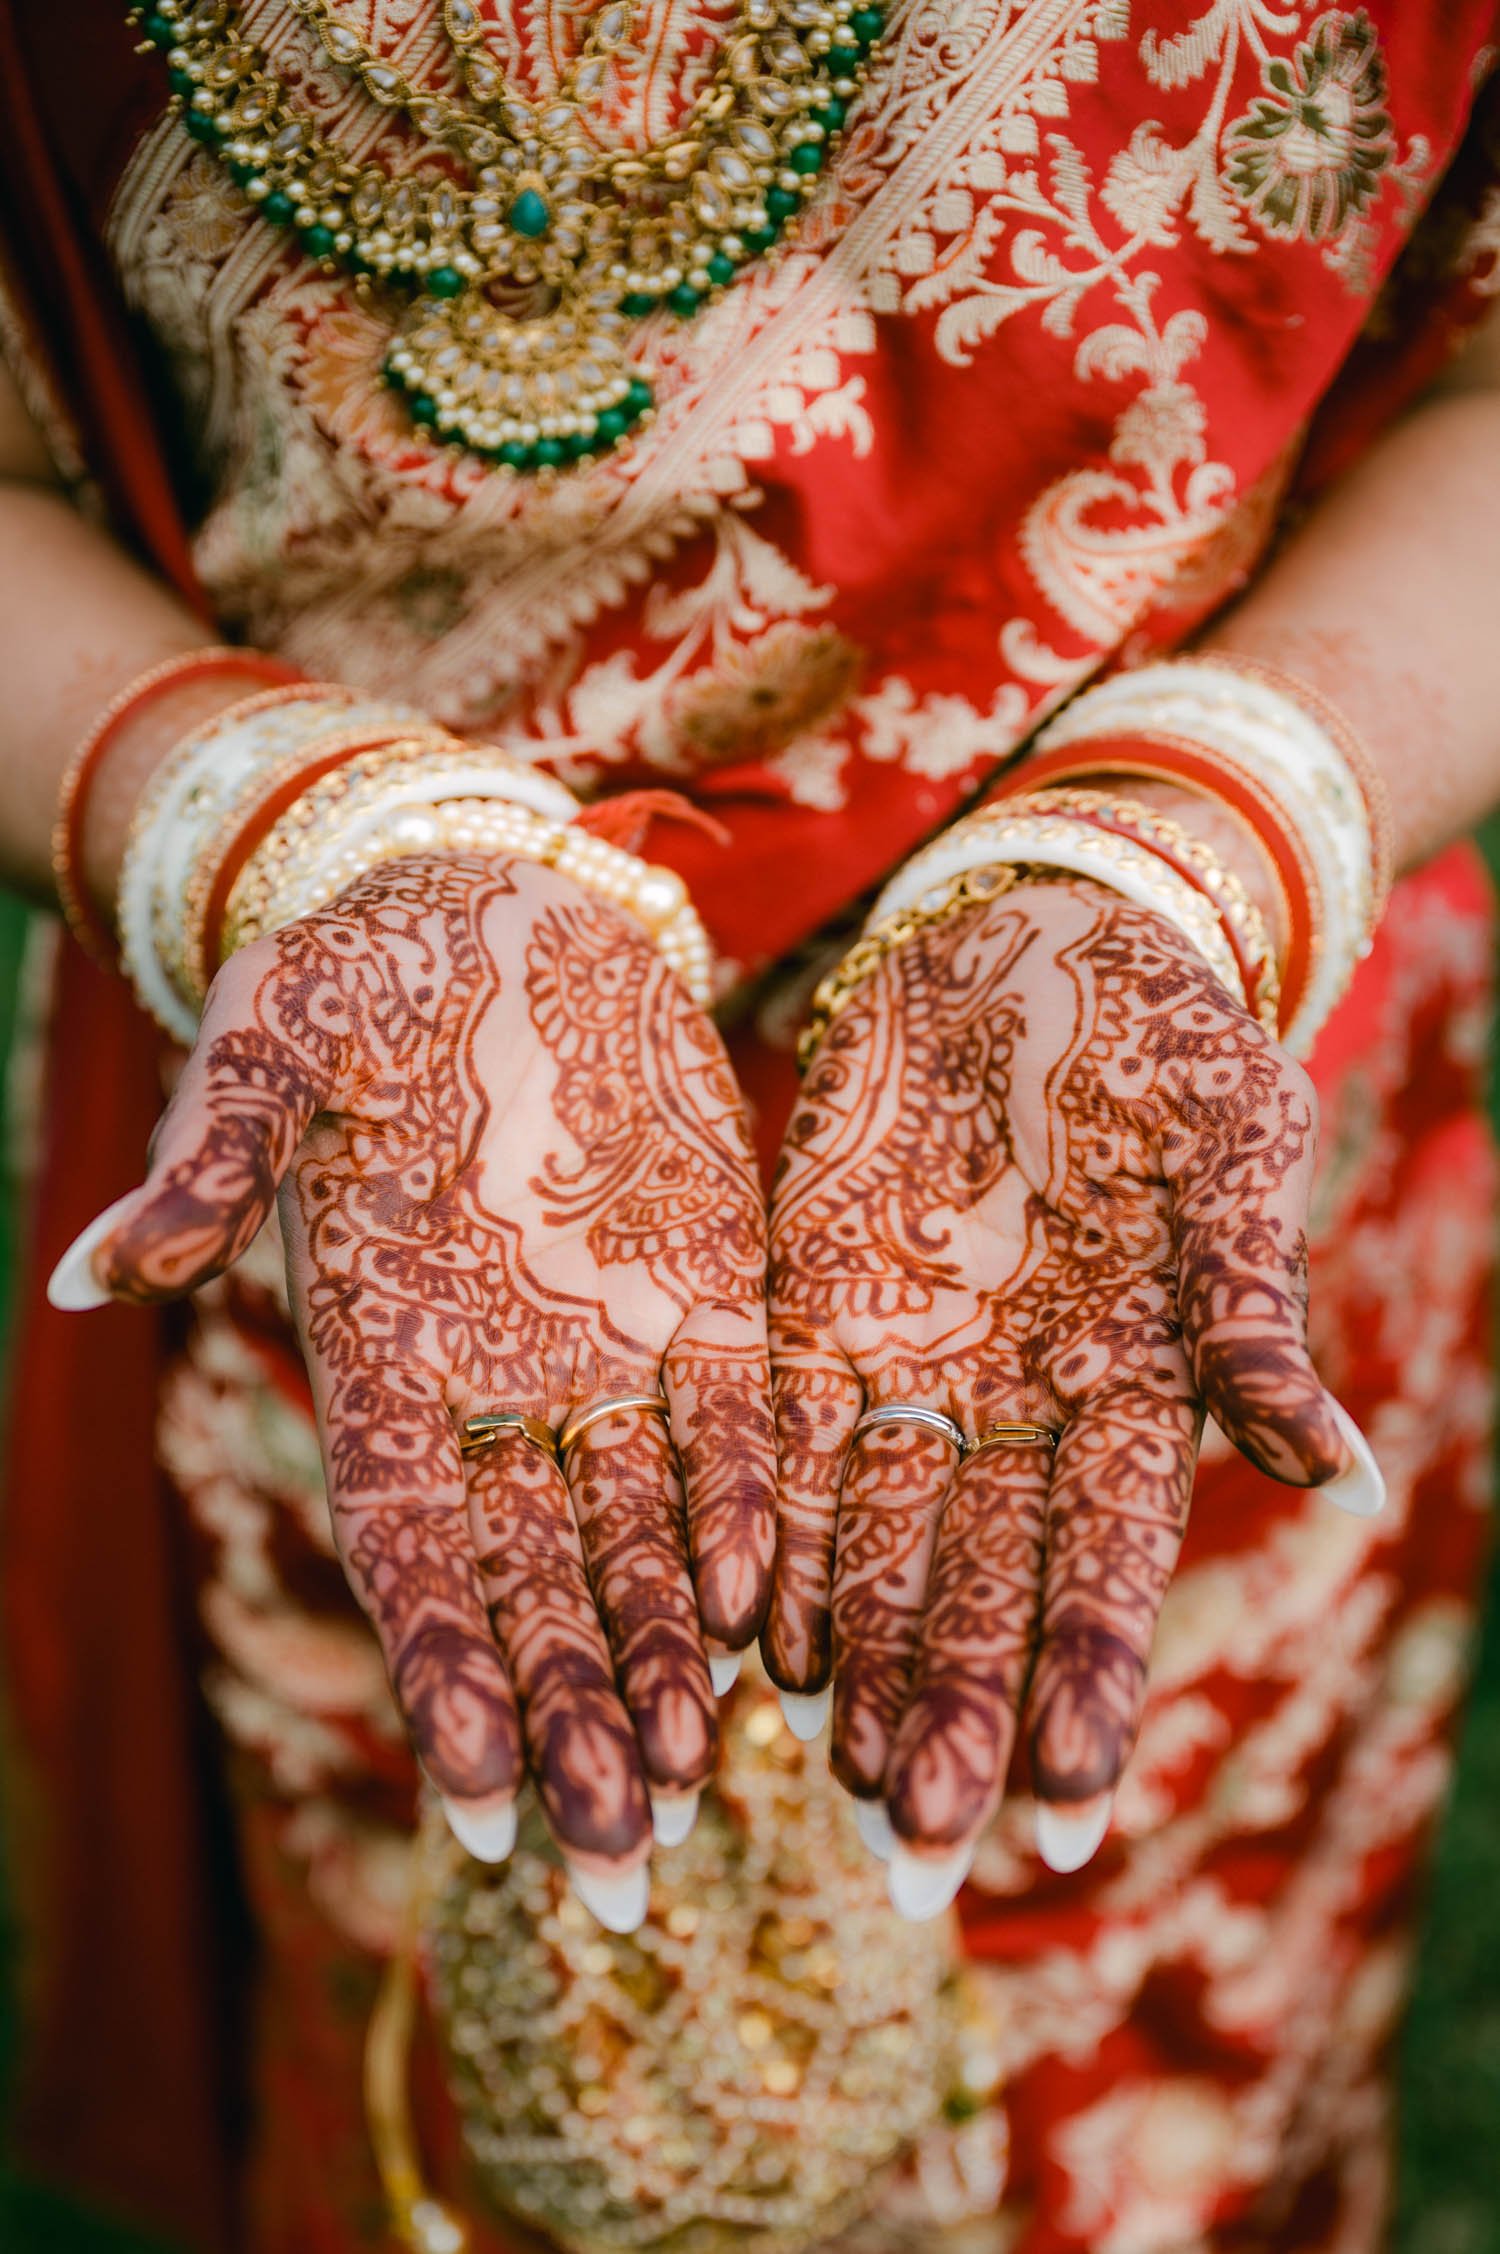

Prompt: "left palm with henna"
[72,854,776,1894]
[765,878,1370,1883]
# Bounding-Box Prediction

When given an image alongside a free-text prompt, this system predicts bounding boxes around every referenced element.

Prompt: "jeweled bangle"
[232,795,716,1009]
[53,645,303,969]
[1010,787,1282,1033]
[1031,661,1375,1054]
[991,733,1323,1040]
[867,806,1250,1010]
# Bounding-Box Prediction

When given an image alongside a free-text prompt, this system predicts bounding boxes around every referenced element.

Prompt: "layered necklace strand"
[129,0,888,471]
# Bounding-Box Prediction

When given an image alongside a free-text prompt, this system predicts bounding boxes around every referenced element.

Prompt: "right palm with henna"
[765,877,1370,1883]
[76,852,777,1888]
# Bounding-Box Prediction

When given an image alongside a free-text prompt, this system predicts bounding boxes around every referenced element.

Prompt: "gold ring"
[965,1421,1061,1457]
[851,1404,967,1454]
[459,1411,559,1461]
[558,1393,672,1458]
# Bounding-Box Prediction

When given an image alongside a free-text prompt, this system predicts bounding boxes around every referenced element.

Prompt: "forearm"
[0,474,237,908]
[1202,345,1500,875]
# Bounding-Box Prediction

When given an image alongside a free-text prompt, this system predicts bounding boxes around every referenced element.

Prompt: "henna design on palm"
[765,879,1364,1890]
[80,854,776,1888]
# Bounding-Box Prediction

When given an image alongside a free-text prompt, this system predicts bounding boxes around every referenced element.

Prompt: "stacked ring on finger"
[851,1405,1061,1457]
[459,1411,560,1462]
[558,1394,672,1460]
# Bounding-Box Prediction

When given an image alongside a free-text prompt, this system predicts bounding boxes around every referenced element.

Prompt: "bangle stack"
[1028,658,1390,1054]
[114,682,717,1041]
[799,657,1387,1069]
[52,645,304,968]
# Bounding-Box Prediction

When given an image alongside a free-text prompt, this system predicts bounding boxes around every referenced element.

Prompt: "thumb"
[48,940,327,1309]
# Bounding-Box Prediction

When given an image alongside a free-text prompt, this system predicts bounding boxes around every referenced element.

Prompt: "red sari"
[3,5,1500,2249]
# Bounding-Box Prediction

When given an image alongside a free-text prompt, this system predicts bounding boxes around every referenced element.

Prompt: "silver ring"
[558,1393,672,1459]
[851,1404,966,1454]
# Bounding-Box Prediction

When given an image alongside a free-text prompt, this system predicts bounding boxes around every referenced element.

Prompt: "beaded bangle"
[992,737,1320,1036]
[219,740,585,961]
[233,795,717,1009]
[1032,661,1377,1054]
[52,645,302,969]
[1013,788,1282,1032]
[867,805,1250,1011]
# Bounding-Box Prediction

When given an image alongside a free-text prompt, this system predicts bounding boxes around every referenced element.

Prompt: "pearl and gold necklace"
[129,0,887,471]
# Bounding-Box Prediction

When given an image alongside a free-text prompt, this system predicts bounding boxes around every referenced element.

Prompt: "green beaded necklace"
[130,0,887,473]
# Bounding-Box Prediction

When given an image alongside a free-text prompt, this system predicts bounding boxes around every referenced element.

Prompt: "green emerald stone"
[620,291,657,317]
[407,393,439,426]
[534,437,565,467]
[167,66,193,95]
[742,224,779,253]
[301,223,336,259]
[826,43,861,73]
[564,430,595,460]
[426,264,465,299]
[623,378,653,420]
[498,441,535,470]
[706,251,737,287]
[668,282,704,317]
[508,187,551,239]
[789,143,823,175]
[766,185,800,221]
[262,190,294,226]
[814,99,847,131]
[184,110,221,144]
[594,406,629,445]
[143,12,176,46]
[851,6,884,41]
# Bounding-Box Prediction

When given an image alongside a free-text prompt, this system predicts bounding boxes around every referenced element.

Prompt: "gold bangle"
[797,863,1032,1072]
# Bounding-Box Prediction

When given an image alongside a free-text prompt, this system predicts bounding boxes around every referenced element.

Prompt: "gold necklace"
[130,0,889,472]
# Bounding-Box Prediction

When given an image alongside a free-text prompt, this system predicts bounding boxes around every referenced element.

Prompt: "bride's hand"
[763,878,1381,1915]
[53,854,776,1924]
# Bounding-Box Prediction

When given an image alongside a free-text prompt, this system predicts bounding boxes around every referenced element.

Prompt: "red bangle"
[53,646,303,970]
[991,732,1323,1039]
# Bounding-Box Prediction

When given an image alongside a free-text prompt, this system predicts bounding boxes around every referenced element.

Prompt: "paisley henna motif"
[767,878,1349,1855]
[94,853,776,1869]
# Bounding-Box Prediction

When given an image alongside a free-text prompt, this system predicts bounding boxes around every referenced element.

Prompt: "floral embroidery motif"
[105,2,1432,820]
[1223,10,1394,243]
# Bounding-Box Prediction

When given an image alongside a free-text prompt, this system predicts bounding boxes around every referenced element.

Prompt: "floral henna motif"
[767,879,1349,1854]
[91,852,775,1870]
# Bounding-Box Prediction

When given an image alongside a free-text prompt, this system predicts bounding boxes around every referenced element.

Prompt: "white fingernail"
[1035,1793,1113,1874]
[442,1796,517,1865]
[650,1791,699,1849]
[46,1191,143,1312]
[566,1858,650,1935]
[854,1799,896,1863]
[778,1686,831,1742]
[1320,1400,1386,1520]
[709,1650,743,1696]
[888,1841,974,1921]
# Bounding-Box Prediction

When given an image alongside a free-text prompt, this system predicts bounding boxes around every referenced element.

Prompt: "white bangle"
[868,806,1249,1010]
[119,687,420,1041]
[1032,660,1375,1053]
